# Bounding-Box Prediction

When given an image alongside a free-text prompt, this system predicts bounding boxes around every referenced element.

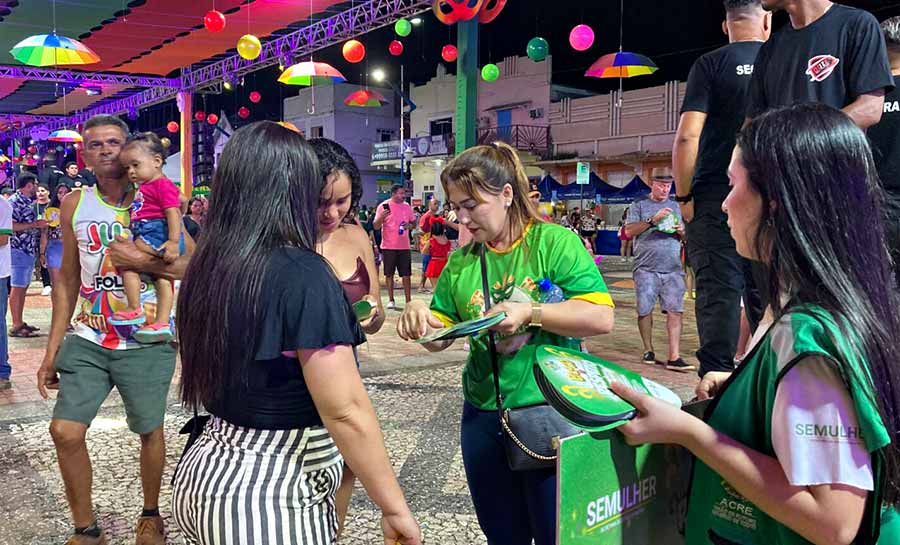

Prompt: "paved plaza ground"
[0,258,702,545]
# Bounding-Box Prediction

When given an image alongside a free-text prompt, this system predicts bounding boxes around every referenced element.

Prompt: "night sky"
[135,0,900,132]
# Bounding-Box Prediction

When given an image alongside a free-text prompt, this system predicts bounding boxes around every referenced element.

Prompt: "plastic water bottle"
[538,278,565,303]
[399,223,405,236]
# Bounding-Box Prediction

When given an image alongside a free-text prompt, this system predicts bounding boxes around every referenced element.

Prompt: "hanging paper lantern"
[481,63,500,82]
[389,40,404,56]
[342,40,366,64]
[478,0,507,23]
[527,37,549,61]
[441,44,458,63]
[237,34,261,60]
[166,121,179,133]
[194,111,206,122]
[433,0,484,25]
[207,113,219,125]
[203,10,226,33]
[249,91,261,103]
[18,149,26,156]
[238,107,250,119]
[160,137,172,149]
[10,34,101,67]
[569,24,595,51]
[27,145,36,154]
[394,19,412,37]
[13,121,23,129]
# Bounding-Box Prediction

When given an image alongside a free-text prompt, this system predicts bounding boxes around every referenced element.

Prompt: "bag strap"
[480,245,505,420]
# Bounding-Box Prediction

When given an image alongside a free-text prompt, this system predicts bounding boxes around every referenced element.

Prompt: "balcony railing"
[478,124,551,155]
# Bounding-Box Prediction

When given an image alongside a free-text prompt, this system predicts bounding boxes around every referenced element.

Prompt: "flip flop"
[21,323,40,332]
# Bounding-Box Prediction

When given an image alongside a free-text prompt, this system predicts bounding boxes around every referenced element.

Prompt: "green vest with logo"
[685,306,897,545]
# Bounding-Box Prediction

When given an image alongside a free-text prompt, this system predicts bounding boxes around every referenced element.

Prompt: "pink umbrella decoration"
[344,89,388,108]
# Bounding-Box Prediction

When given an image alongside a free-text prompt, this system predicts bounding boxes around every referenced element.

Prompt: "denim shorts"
[10,248,35,288]
[132,218,185,255]
[45,239,63,270]
[634,269,685,316]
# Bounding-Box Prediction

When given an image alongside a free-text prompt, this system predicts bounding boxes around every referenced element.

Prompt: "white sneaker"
[386,301,397,310]
[41,286,52,296]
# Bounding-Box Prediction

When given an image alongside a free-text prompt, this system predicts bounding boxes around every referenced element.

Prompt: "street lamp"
[410,17,423,25]
[371,68,386,83]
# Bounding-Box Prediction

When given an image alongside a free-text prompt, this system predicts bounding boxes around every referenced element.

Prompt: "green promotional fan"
[352,300,373,321]
[534,345,681,431]
[417,312,507,344]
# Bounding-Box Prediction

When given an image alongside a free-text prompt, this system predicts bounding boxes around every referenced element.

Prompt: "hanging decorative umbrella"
[344,89,388,107]
[47,129,82,143]
[278,62,346,86]
[10,34,100,66]
[584,52,658,78]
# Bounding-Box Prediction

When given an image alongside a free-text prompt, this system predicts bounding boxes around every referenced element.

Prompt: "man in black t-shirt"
[748,1,894,128]
[869,16,900,288]
[675,0,770,377]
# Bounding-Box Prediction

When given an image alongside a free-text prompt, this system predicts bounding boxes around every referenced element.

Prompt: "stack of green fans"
[533,345,682,432]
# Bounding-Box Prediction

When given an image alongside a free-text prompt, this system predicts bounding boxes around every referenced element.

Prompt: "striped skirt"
[172,416,344,545]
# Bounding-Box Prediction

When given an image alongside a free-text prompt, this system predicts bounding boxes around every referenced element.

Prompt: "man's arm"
[673,111,707,198]
[108,230,195,281]
[842,90,886,129]
[373,206,387,230]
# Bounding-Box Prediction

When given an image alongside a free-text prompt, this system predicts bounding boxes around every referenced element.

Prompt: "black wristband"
[674,193,693,204]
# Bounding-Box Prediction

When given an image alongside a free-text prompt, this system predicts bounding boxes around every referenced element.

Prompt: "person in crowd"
[308,137,386,535]
[0,193,11,389]
[59,162,86,189]
[9,173,46,338]
[1,187,14,200]
[868,16,900,289]
[674,0,770,377]
[578,208,598,252]
[35,183,53,296]
[181,196,204,240]
[77,166,97,188]
[618,209,634,258]
[417,198,442,294]
[373,184,416,310]
[424,221,450,288]
[614,103,900,545]
[38,156,64,194]
[748,0,893,129]
[171,122,421,545]
[36,114,192,545]
[39,184,70,301]
[625,167,694,371]
[397,141,614,545]
[108,132,185,344]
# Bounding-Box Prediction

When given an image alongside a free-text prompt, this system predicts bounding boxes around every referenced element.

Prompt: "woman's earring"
[505,201,512,208]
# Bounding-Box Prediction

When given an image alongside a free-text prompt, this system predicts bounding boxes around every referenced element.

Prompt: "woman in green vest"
[612,103,900,544]
[397,142,615,545]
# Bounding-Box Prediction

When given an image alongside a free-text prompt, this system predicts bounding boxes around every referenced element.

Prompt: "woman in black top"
[171,122,421,545]
[181,196,203,240]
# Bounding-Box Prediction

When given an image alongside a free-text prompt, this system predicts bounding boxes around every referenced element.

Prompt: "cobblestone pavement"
[0,259,702,545]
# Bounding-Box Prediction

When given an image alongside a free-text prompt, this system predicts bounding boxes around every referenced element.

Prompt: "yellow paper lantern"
[237,34,261,60]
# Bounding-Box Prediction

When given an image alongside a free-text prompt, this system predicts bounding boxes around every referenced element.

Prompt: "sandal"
[21,323,40,332]
[133,323,173,344]
[109,309,146,326]
[9,325,39,338]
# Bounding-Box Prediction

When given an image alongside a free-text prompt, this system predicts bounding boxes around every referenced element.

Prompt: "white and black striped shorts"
[172,416,344,545]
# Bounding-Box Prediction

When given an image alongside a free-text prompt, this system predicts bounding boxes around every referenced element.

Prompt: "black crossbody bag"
[479,246,579,471]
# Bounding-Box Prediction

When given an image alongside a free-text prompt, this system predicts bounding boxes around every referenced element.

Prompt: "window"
[310,126,324,138]
[377,128,395,142]
[429,117,453,136]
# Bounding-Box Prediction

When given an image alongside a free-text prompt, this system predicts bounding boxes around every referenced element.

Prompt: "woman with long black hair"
[171,122,420,545]
[612,104,900,545]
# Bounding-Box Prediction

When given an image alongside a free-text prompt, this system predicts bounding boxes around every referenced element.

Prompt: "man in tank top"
[36,115,194,545]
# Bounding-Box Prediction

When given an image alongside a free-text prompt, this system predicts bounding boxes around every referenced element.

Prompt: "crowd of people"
[0,1,897,544]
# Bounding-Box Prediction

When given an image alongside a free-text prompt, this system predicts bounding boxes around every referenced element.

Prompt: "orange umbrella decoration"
[344,89,388,108]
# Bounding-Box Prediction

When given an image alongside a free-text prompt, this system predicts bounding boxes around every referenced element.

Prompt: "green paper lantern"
[395,19,412,37]
[481,63,500,82]
[527,37,549,62]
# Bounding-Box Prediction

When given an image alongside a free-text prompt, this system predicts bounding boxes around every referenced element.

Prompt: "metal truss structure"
[5,0,431,139]
[0,65,178,88]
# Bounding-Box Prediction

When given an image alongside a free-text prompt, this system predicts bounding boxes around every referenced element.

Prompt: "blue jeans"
[0,278,9,379]
[460,402,557,545]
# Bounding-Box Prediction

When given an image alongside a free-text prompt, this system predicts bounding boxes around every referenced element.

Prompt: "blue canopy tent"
[601,175,652,204]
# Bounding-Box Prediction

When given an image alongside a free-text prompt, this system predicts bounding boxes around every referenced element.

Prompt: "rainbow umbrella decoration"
[10,33,100,67]
[344,89,387,107]
[584,51,658,79]
[278,62,346,86]
[48,129,82,143]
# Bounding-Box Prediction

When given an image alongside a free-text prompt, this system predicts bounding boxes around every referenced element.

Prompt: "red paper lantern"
[207,113,219,125]
[167,121,179,133]
[441,44,458,63]
[478,0,507,23]
[389,40,404,56]
[27,145,36,154]
[433,0,484,25]
[249,91,261,103]
[203,10,226,33]
[194,111,206,122]
[13,121,22,129]
[342,40,366,64]
[238,107,250,119]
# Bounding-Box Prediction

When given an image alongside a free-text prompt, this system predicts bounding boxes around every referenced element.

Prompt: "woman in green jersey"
[397,142,615,545]
[612,103,900,545]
